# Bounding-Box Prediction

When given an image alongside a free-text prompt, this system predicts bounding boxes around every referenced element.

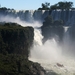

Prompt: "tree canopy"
[38,1,73,10]
[38,2,50,10]
[50,1,73,10]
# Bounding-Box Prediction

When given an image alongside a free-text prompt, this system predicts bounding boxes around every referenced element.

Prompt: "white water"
[34,29,43,46]
[29,26,75,75]
[29,57,75,75]
[1,16,75,75]
[64,26,69,33]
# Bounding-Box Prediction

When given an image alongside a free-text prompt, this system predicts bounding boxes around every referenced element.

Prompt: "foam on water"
[29,46,75,75]
[29,57,75,75]
[0,15,75,75]
[29,31,75,75]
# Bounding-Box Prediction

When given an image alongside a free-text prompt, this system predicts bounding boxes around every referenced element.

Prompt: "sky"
[0,0,75,10]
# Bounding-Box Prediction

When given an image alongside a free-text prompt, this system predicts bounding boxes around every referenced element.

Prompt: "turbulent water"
[29,57,75,75]
[29,26,75,75]
[1,15,75,75]
[1,9,75,25]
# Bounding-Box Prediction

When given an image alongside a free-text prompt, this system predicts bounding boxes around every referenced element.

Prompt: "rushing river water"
[29,27,75,75]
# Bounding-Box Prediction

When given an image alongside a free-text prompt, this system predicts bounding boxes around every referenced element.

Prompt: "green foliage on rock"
[38,2,50,10]
[42,15,63,28]
[0,54,46,75]
[44,15,53,24]
[41,15,64,42]
[38,1,73,10]
[0,23,46,75]
[0,23,34,57]
[50,1,73,10]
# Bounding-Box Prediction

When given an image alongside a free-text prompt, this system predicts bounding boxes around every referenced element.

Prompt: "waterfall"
[63,26,69,32]
[34,29,43,46]
[0,10,50,23]
[29,25,75,75]
[1,9,75,25]
[1,9,75,75]
[51,10,75,25]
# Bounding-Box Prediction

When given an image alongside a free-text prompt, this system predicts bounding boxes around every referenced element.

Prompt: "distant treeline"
[0,7,14,10]
[38,1,75,10]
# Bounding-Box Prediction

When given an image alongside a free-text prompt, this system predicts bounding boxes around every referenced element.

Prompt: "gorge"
[0,8,75,75]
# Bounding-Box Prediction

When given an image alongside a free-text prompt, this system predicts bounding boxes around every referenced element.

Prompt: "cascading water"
[34,29,43,46]
[29,26,75,75]
[1,9,75,25]
[64,26,69,33]
[1,10,75,75]
[51,10,75,25]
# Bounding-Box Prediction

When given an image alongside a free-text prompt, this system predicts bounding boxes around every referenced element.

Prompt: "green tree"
[42,15,54,27]
[38,2,50,10]
[50,4,58,10]
[57,1,73,9]
[44,15,53,24]
[50,1,73,10]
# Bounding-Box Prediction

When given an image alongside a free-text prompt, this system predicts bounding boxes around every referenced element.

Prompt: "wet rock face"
[56,63,64,67]
[41,15,64,43]
[30,63,46,75]
[41,26,64,42]
[0,54,46,75]
[46,71,58,75]
[0,23,47,75]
